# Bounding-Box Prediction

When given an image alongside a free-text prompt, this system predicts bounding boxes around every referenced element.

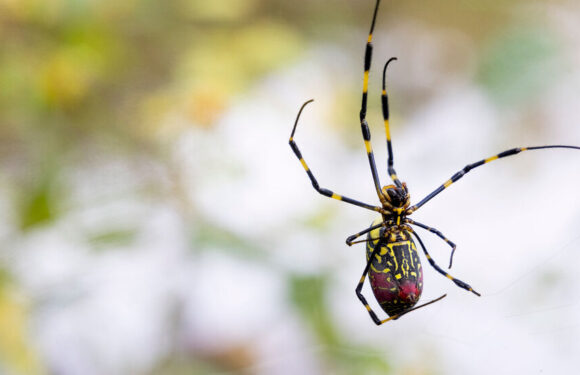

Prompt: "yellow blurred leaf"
[178,22,302,126]
[0,288,43,375]
[38,45,103,108]
[176,0,259,22]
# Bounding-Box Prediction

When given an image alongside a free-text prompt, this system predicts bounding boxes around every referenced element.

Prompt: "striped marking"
[331,193,342,200]
[384,122,392,139]
[412,230,480,296]
[411,145,580,213]
[405,218,458,268]
[484,155,498,163]
[363,71,369,93]
[364,140,372,153]
[370,263,391,274]
[370,221,382,244]
[299,158,309,171]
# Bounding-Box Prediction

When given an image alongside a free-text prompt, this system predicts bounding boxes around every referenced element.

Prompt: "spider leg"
[381,57,403,187]
[410,230,480,296]
[355,241,447,325]
[409,145,580,213]
[406,218,457,268]
[358,0,385,200]
[289,100,386,214]
[346,221,386,246]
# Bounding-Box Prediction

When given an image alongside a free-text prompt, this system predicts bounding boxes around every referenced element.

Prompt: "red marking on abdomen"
[398,280,419,304]
[369,272,398,305]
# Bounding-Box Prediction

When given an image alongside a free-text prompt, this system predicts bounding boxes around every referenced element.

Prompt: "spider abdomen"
[366,222,423,317]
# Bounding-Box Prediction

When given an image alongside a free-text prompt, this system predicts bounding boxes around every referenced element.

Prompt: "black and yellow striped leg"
[406,218,457,269]
[346,221,392,246]
[355,243,446,325]
[411,230,480,296]
[290,100,385,214]
[359,0,384,199]
[355,244,388,325]
[382,57,402,188]
[359,0,380,123]
[409,145,580,213]
[355,247,448,325]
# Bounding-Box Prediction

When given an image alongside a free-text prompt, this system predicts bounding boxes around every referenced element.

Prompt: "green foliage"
[477,27,562,107]
[16,168,63,231]
[289,274,391,375]
[192,220,266,260]
[88,228,138,249]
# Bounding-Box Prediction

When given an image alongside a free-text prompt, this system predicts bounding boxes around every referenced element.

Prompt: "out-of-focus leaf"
[0,282,43,375]
[16,168,62,231]
[148,354,247,375]
[288,273,392,374]
[477,27,562,107]
[300,205,338,232]
[88,228,137,249]
[192,220,267,260]
[289,273,340,346]
[175,0,259,22]
[39,45,102,108]
[179,21,303,127]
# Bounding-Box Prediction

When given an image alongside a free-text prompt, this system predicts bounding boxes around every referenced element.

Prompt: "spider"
[289,0,580,325]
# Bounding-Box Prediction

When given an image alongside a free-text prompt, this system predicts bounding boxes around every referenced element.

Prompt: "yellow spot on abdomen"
[369,217,382,243]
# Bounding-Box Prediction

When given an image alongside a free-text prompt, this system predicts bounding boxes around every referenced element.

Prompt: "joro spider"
[289,0,580,325]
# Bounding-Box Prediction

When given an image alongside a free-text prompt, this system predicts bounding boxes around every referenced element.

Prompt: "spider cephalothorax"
[380,183,410,210]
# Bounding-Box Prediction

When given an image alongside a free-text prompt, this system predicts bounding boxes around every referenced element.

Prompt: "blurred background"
[1,0,580,374]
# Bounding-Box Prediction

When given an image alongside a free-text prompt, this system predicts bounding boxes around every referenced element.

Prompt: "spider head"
[380,182,410,210]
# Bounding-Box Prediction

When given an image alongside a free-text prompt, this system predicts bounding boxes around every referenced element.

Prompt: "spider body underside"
[289,0,580,325]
